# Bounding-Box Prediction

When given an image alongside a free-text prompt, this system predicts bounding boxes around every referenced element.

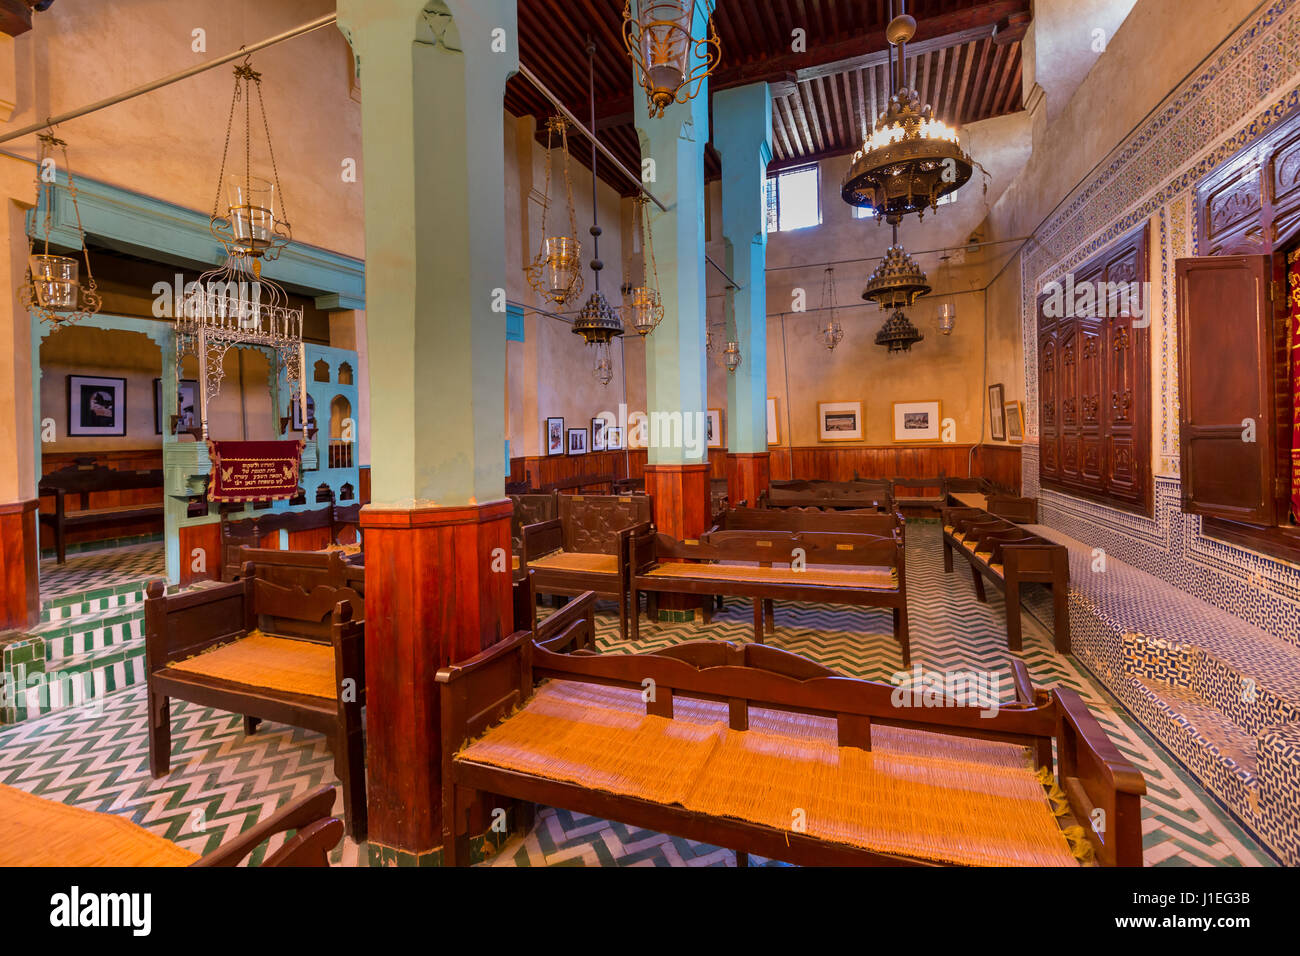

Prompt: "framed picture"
[988,383,1006,441]
[68,375,126,437]
[1004,400,1024,443]
[545,416,565,456]
[591,417,606,452]
[818,401,862,441]
[605,425,624,450]
[706,408,723,448]
[154,378,200,434]
[767,397,780,446]
[892,400,942,443]
[567,427,587,455]
[289,393,317,432]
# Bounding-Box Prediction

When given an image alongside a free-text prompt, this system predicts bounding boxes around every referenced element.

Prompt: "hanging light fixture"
[863,226,929,354]
[722,339,742,373]
[622,195,664,335]
[20,133,101,330]
[841,0,973,225]
[936,254,956,335]
[817,267,844,351]
[623,0,722,119]
[525,116,584,306]
[572,40,624,385]
[876,309,925,354]
[176,58,304,440]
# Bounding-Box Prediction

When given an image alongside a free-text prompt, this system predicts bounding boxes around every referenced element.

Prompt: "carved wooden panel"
[1037,223,1152,514]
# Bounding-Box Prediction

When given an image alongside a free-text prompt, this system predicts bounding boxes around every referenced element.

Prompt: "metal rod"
[0,13,339,146]
[764,234,1035,271]
[515,61,744,292]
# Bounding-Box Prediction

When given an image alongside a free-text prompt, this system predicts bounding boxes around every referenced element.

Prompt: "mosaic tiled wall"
[1021,0,1300,649]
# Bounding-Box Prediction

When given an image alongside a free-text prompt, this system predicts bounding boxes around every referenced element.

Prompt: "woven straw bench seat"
[458,680,1078,867]
[528,551,619,574]
[0,783,200,867]
[644,561,898,591]
[167,631,336,700]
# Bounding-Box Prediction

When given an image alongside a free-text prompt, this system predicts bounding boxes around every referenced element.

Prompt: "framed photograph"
[892,400,942,443]
[289,393,316,432]
[767,397,780,446]
[988,383,1006,441]
[68,375,126,437]
[818,401,862,441]
[706,408,723,448]
[154,378,200,434]
[567,427,588,455]
[1004,400,1025,444]
[545,416,565,456]
[605,425,624,450]
[591,417,606,452]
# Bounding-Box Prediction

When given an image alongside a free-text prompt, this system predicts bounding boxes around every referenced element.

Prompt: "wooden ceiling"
[505,0,1031,192]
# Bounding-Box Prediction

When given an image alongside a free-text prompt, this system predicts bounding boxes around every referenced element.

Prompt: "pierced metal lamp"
[525,116,584,306]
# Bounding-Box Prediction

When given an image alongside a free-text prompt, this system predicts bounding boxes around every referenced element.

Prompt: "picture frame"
[154,378,200,434]
[545,416,565,456]
[605,425,624,450]
[818,401,862,442]
[892,400,942,443]
[767,397,780,446]
[591,416,606,452]
[566,427,588,456]
[988,383,1006,442]
[68,375,127,437]
[1004,400,1024,444]
[706,408,723,449]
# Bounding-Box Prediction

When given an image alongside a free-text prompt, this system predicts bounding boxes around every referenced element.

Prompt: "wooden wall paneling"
[287,527,333,552]
[38,450,165,548]
[0,500,40,630]
[178,521,221,587]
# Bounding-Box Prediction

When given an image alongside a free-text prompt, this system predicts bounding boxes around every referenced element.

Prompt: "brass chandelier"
[841,0,973,224]
[21,133,101,330]
[572,40,623,386]
[863,234,929,354]
[622,0,721,119]
[177,58,304,440]
[525,116,584,306]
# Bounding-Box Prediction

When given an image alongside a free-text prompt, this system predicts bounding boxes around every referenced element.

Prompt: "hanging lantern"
[622,0,721,119]
[862,243,930,310]
[20,133,101,330]
[935,254,956,334]
[622,196,664,335]
[525,116,584,306]
[175,58,305,441]
[816,267,844,351]
[876,309,925,353]
[722,340,742,373]
[841,1,973,224]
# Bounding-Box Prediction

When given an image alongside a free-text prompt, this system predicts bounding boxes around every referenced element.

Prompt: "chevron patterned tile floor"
[0,524,1275,867]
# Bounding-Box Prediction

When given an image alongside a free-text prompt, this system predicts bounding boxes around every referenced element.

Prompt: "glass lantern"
[227,177,277,256]
[937,301,956,335]
[821,320,844,351]
[624,285,663,336]
[29,254,79,310]
[541,236,582,301]
[723,340,742,373]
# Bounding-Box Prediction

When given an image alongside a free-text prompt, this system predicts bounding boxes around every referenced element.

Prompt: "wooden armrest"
[435,629,533,685]
[521,518,563,561]
[192,786,341,867]
[1055,687,1146,795]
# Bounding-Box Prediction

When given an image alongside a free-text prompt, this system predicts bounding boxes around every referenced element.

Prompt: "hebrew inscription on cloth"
[206,440,304,502]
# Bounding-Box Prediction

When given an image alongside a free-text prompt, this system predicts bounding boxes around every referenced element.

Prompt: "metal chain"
[212,62,242,220]
[253,70,289,233]
[538,118,553,240]
[561,120,578,242]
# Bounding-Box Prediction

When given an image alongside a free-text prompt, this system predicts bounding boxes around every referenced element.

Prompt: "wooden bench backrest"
[510,492,558,552]
[653,529,901,570]
[558,494,652,553]
[719,506,901,537]
[986,494,1038,523]
[39,462,164,496]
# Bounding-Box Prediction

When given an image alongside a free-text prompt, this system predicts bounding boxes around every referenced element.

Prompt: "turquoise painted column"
[713,82,772,504]
[633,0,713,552]
[337,0,519,862]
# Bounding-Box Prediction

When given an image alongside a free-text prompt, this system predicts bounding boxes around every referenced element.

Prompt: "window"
[765,164,821,233]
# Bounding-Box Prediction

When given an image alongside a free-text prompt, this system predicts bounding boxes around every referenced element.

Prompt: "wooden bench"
[522,494,652,640]
[144,560,367,840]
[0,783,343,867]
[220,503,362,582]
[760,478,893,511]
[630,527,910,663]
[712,504,905,541]
[38,460,164,563]
[540,472,616,494]
[942,505,1070,653]
[436,596,1145,867]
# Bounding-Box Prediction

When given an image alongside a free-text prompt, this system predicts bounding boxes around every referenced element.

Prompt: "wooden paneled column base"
[643,464,711,619]
[725,453,770,510]
[359,498,513,864]
[0,499,39,632]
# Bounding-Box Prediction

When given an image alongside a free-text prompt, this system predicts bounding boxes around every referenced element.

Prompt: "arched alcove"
[313,359,331,383]
[329,394,354,468]
[338,361,354,385]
